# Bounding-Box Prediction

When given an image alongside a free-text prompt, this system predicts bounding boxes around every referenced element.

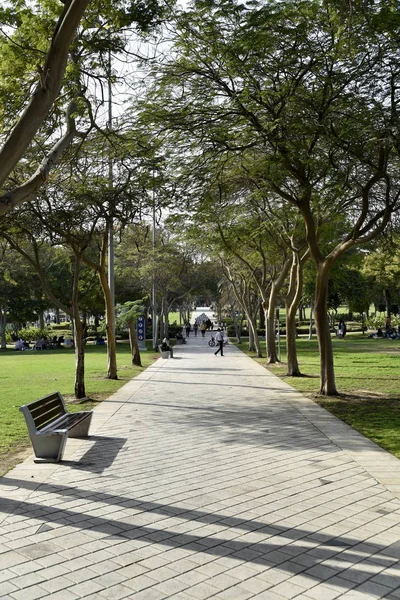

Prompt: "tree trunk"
[229,307,241,343]
[153,312,160,350]
[259,300,265,330]
[309,304,314,339]
[248,323,255,351]
[385,289,392,318]
[98,267,118,380]
[39,312,45,329]
[314,262,337,395]
[248,315,262,356]
[0,307,6,350]
[286,307,300,375]
[73,317,86,399]
[265,260,291,363]
[164,303,170,339]
[128,319,142,367]
[285,249,307,377]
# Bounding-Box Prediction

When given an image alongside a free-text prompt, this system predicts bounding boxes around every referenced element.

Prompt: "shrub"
[17,327,53,342]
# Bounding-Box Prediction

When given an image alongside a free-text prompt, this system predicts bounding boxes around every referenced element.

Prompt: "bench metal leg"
[32,433,67,462]
[68,413,93,438]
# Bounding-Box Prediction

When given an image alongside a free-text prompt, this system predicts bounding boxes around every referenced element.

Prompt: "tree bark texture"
[314,263,338,395]
[285,249,308,377]
[71,257,86,399]
[0,307,6,350]
[100,270,118,380]
[129,319,142,367]
[266,259,291,363]
[73,317,86,399]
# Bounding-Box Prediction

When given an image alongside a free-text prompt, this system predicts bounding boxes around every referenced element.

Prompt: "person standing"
[194,322,199,337]
[338,318,346,338]
[214,328,224,356]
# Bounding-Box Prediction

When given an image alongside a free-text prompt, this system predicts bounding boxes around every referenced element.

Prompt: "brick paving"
[1,334,400,599]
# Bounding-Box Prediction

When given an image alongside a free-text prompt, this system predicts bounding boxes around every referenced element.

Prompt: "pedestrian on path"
[194,322,198,336]
[214,328,224,356]
[200,322,206,337]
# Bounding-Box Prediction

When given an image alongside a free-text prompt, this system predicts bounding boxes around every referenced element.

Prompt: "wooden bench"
[19,392,93,462]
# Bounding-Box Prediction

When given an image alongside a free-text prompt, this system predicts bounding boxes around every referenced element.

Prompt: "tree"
[141,0,400,394]
[0,0,172,215]
[0,0,90,208]
[362,235,400,317]
[116,300,145,366]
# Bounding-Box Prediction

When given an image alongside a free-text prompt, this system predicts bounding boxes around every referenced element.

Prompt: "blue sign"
[136,316,146,348]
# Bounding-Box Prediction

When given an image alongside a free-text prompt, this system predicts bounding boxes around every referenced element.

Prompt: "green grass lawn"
[0,342,158,474]
[237,334,400,458]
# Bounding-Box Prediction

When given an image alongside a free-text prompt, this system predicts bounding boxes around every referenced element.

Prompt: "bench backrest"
[20,392,66,431]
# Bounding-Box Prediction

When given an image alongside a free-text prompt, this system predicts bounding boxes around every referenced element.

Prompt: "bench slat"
[28,393,63,412]
[32,401,65,429]
[41,412,88,432]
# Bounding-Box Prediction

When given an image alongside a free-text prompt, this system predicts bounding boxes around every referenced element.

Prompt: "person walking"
[214,328,224,356]
[194,322,199,337]
[200,322,206,337]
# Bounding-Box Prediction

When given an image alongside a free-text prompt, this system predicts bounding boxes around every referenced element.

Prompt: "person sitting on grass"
[14,338,26,351]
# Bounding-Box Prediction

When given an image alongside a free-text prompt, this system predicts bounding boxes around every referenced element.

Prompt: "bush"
[17,327,53,342]
[367,316,385,329]
[52,322,71,331]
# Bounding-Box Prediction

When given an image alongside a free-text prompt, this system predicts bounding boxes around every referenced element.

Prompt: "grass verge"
[237,334,400,458]
[0,342,159,475]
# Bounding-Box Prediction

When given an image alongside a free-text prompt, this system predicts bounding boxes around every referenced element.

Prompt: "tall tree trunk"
[286,307,300,375]
[73,317,86,399]
[164,301,170,339]
[314,262,337,395]
[248,315,262,356]
[248,322,255,352]
[309,303,314,339]
[385,289,392,318]
[128,319,142,366]
[0,307,6,350]
[229,306,241,343]
[285,248,308,376]
[98,267,118,380]
[153,312,160,349]
[259,300,265,330]
[266,284,279,364]
[39,312,45,329]
[265,259,291,364]
[71,259,86,399]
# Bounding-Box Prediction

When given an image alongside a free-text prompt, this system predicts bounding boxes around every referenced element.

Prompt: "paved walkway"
[2,335,400,600]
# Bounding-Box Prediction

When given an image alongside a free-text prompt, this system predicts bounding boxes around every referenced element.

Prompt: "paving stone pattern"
[2,334,400,599]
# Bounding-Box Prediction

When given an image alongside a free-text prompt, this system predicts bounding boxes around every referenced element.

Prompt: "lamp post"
[107,47,115,345]
[152,167,158,350]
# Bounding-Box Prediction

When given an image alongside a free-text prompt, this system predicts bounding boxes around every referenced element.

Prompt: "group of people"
[368,326,400,339]
[193,318,213,337]
[14,335,66,350]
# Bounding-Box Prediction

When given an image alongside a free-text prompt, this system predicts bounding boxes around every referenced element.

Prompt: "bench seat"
[20,392,93,462]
